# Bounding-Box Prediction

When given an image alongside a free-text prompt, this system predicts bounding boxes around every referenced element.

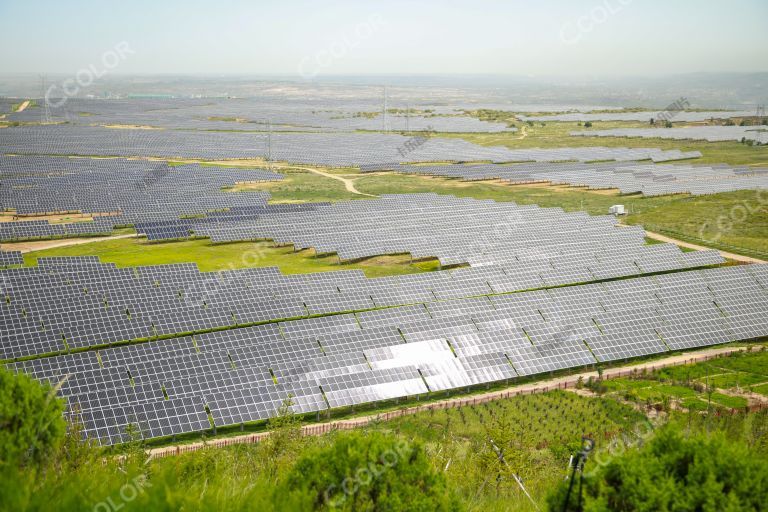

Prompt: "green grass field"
[21,237,439,277]
[657,349,768,382]
[230,168,363,202]
[599,349,768,407]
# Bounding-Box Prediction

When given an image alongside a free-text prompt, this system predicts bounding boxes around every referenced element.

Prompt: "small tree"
[584,121,593,128]
[262,395,304,480]
[56,405,98,471]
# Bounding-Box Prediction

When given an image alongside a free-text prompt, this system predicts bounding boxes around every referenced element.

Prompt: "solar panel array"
[136,203,330,241]
[5,260,765,446]
[519,110,756,123]
[0,98,16,114]
[14,96,750,132]
[170,193,719,270]
[5,97,517,133]
[0,223,723,363]
[571,126,768,144]
[0,95,757,448]
[0,250,23,268]
[3,97,616,133]
[0,125,702,165]
[361,162,768,197]
[0,156,282,241]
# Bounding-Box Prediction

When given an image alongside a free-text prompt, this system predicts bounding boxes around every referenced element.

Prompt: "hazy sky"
[1,0,766,77]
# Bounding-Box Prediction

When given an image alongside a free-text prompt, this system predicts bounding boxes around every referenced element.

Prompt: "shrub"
[0,367,66,467]
[277,431,462,511]
[547,426,768,511]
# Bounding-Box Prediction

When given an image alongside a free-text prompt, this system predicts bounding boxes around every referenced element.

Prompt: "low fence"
[150,347,758,459]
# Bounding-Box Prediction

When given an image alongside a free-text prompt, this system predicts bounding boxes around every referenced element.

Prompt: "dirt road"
[15,100,31,113]
[644,230,765,264]
[291,165,378,197]
[3,233,136,254]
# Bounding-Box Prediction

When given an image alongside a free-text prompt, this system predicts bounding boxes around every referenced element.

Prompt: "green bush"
[0,367,66,467]
[547,426,768,511]
[277,431,462,511]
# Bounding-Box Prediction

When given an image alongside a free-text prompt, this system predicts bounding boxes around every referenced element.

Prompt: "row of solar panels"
[571,125,768,144]
[135,203,330,241]
[519,110,756,123]
[0,218,117,241]
[0,125,703,165]
[0,235,724,361]
[0,250,23,268]
[6,263,767,446]
[187,194,690,268]
[360,162,768,197]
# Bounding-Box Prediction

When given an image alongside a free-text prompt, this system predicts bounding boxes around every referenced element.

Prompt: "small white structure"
[609,204,626,216]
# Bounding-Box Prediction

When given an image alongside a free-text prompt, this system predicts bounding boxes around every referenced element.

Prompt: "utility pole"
[267,118,273,170]
[40,75,52,124]
[382,85,388,132]
[406,102,410,134]
[757,104,765,125]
